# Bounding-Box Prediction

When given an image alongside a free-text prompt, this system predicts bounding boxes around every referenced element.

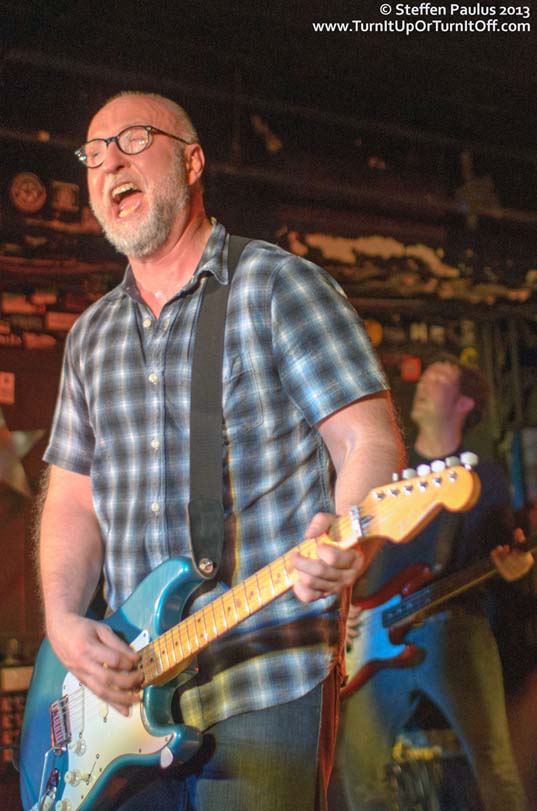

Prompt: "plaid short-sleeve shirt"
[45,223,388,729]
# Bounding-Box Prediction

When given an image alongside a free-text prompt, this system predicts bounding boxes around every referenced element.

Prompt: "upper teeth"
[112,183,138,200]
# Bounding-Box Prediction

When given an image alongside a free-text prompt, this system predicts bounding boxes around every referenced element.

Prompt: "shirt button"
[151,502,160,514]
[143,317,152,329]
[151,438,160,450]
[148,372,158,384]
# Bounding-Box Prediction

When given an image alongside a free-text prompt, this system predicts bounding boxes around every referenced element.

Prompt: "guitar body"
[342,564,435,699]
[20,557,204,811]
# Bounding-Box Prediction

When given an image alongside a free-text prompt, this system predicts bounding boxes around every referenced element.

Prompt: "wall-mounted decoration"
[9,173,47,215]
[50,181,80,215]
[285,231,534,306]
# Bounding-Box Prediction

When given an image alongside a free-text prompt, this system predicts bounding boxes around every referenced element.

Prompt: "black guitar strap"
[433,510,463,573]
[188,235,250,579]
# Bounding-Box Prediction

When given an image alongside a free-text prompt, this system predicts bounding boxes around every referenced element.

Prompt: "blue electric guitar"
[20,461,480,811]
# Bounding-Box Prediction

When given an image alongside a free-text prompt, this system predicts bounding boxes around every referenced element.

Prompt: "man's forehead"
[87,96,175,139]
[423,362,460,383]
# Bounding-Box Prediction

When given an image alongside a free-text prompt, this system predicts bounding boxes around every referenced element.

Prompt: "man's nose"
[101,139,129,173]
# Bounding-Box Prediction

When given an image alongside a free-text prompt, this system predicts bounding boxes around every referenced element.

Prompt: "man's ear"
[457,394,475,420]
[184,143,205,186]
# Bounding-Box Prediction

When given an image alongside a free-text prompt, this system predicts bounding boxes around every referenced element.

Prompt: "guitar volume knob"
[64,769,80,785]
[69,738,86,756]
[55,800,72,811]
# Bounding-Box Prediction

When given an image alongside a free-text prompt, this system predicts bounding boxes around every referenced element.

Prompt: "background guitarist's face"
[411,362,474,431]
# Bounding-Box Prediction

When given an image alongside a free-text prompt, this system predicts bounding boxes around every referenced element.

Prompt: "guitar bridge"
[49,697,71,750]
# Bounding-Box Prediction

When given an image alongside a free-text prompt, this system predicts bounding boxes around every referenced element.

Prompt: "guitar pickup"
[49,697,71,750]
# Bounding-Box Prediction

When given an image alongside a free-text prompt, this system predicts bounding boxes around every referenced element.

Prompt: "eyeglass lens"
[82,126,152,167]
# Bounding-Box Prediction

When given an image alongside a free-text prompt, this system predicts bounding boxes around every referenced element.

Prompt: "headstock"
[357,454,481,544]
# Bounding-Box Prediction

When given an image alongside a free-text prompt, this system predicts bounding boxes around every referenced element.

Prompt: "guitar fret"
[281,552,297,589]
[223,590,238,626]
[154,643,164,676]
[185,617,200,654]
[212,594,228,632]
[298,538,319,561]
[195,610,209,645]
[181,623,193,656]
[268,559,287,594]
[329,515,349,547]
[144,643,159,680]
[232,582,251,620]
[158,634,170,673]
[202,604,217,641]
[209,600,220,636]
[261,569,276,603]
[245,574,262,611]
[171,625,184,661]
[229,586,240,620]
[163,633,173,669]
[251,569,268,604]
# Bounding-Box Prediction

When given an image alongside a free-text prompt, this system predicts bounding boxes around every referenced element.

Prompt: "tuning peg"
[431,460,446,473]
[401,468,417,479]
[392,472,400,482]
[417,464,431,477]
[460,451,479,467]
[445,456,460,467]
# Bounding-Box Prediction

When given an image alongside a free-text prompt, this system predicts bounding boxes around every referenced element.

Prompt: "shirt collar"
[119,220,228,302]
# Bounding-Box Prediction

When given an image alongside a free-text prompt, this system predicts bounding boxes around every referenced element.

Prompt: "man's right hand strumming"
[47,612,142,716]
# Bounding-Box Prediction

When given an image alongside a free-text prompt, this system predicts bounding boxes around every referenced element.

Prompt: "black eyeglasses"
[74,125,192,168]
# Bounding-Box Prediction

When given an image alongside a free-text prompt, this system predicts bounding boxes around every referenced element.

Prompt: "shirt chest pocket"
[223,352,264,438]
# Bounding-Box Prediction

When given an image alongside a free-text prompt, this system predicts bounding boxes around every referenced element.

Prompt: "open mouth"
[111,182,144,219]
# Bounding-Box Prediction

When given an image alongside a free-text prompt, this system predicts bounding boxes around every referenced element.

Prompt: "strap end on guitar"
[188,496,224,579]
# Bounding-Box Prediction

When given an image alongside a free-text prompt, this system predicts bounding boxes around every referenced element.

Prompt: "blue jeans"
[118,670,338,811]
[331,611,527,811]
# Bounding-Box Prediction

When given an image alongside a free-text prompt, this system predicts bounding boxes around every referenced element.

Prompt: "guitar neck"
[139,513,358,687]
[139,461,481,686]
[384,543,537,627]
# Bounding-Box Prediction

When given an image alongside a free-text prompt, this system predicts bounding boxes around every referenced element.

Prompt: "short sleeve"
[43,333,95,474]
[270,256,388,426]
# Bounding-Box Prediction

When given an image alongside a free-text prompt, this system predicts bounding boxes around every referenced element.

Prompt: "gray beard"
[91,156,189,259]
[96,189,189,258]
